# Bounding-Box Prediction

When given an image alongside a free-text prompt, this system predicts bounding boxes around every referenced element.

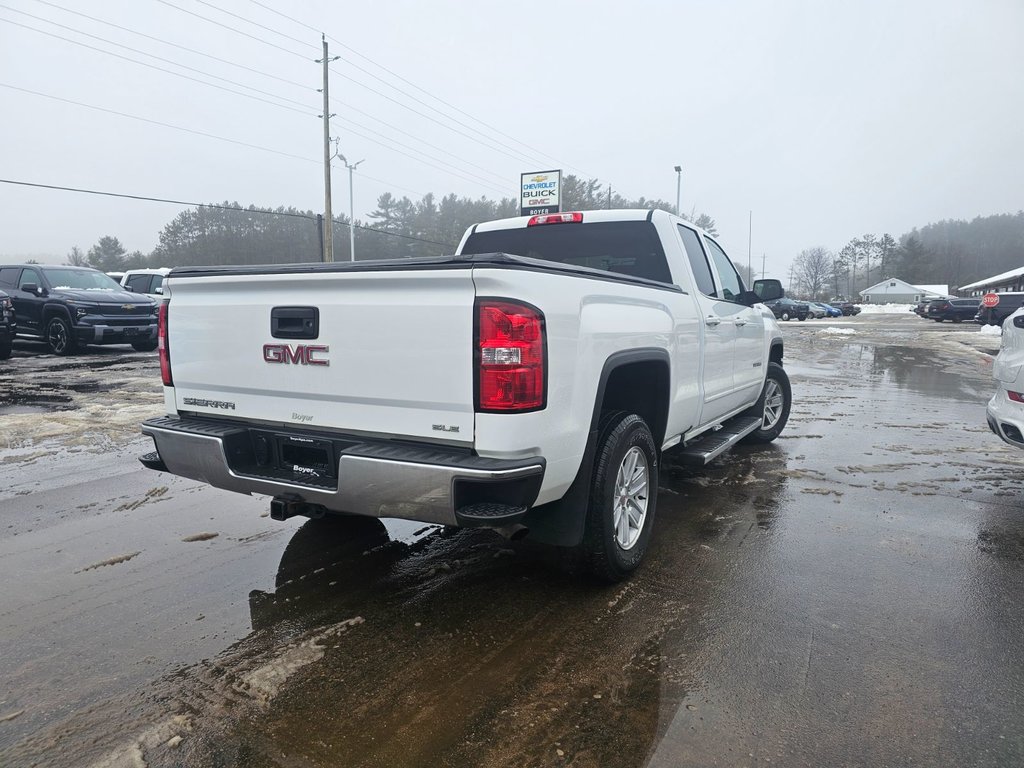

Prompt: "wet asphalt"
[0,314,1022,768]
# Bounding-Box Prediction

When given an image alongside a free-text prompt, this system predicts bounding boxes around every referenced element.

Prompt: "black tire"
[780,311,791,321]
[0,337,11,360]
[45,315,78,356]
[952,317,962,324]
[581,412,659,582]
[934,318,943,323]
[798,315,806,321]
[741,362,792,444]
[132,340,158,352]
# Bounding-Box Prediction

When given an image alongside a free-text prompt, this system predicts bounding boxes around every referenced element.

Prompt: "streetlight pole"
[674,165,682,216]
[338,153,364,262]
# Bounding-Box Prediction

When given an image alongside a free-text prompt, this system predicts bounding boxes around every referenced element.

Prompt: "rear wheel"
[780,311,791,321]
[132,340,158,352]
[581,412,659,582]
[45,316,77,356]
[742,362,792,444]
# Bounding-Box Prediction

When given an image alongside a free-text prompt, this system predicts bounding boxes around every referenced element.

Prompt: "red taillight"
[1009,390,1024,403]
[476,299,545,412]
[158,301,172,386]
[527,212,583,226]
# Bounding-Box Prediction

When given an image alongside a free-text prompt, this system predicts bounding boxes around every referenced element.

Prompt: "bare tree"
[792,246,833,300]
[66,245,89,267]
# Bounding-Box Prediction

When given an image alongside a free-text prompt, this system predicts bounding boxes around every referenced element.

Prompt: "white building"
[859,278,948,304]
[959,265,1024,296]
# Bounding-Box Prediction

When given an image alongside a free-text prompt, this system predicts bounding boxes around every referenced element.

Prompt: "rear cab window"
[461,220,674,284]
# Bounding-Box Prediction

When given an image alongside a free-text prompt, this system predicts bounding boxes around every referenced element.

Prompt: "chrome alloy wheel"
[613,446,649,550]
[761,378,785,431]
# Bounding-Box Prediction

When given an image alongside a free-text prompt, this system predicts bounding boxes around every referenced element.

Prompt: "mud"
[0,313,1021,767]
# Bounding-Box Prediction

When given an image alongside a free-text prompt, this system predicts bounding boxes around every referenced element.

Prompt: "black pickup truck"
[0,289,15,359]
[0,264,158,355]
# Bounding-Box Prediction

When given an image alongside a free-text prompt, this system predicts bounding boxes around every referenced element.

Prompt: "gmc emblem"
[263,343,330,366]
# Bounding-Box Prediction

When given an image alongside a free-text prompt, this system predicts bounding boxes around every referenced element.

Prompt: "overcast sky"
[1,0,1022,278]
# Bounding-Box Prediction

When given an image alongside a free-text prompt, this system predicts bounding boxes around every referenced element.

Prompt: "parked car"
[927,297,981,323]
[763,297,809,321]
[833,301,862,316]
[811,302,842,318]
[0,264,159,355]
[805,302,827,319]
[0,289,15,360]
[987,307,1024,449]
[121,267,171,296]
[975,293,1024,327]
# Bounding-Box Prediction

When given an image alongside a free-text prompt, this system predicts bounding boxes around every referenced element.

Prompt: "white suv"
[988,307,1024,448]
[121,268,171,296]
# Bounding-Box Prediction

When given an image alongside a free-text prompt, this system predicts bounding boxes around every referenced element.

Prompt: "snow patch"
[237,616,365,704]
[821,327,856,335]
[978,324,1003,337]
[857,303,916,314]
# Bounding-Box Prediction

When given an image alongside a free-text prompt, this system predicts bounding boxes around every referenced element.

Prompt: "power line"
[2,83,506,202]
[21,1,513,190]
[146,0,545,168]
[140,0,617,193]
[202,0,548,170]
[330,119,510,194]
[0,178,458,247]
[0,82,318,163]
[193,0,317,52]
[245,0,596,177]
[0,15,316,117]
[32,0,316,93]
[154,0,309,60]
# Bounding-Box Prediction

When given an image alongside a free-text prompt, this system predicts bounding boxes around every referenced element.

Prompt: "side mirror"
[124,285,135,292]
[737,290,762,306]
[752,279,784,302]
[21,282,42,296]
[154,286,164,294]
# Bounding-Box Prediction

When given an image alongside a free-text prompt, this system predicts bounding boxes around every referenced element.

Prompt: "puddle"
[0,404,51,415]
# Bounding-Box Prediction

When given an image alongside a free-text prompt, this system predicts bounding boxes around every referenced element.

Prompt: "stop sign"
[982,293,1000,308]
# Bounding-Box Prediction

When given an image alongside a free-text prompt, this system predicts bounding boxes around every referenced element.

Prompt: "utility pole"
[338,151,364,262]
[607,186,612,209]
[674,166,682,216]
[762,252,766,280]
[747,210,752,280]
[316,35,339,262]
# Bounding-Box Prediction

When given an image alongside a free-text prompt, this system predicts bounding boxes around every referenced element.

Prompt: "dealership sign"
[520,170,561,217]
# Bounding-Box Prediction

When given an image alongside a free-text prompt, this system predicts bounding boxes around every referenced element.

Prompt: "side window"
[0,267,22,287]
[150,274,165,293]
[705,238,743,302]
[126,274,151,293]
[19,269,41,290]
[677,225,715,296]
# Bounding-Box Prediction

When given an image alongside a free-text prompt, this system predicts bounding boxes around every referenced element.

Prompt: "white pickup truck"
[141,209,790,580]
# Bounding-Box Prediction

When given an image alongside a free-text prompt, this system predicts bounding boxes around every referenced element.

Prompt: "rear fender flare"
[523,348,670,547]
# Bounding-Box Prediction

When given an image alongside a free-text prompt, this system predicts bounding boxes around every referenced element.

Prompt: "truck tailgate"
[165,269,475,444]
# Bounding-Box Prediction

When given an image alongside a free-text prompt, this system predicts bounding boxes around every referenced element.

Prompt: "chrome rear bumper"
[141,416,544,526]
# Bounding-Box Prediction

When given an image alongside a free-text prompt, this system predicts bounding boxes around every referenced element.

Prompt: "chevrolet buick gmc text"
[140,209,791,580]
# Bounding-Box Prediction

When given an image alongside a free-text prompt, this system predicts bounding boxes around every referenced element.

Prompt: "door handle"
[705,316,721,327]
[734,318,748,327]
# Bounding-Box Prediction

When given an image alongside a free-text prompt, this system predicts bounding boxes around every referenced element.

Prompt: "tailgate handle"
[271,306,319,339]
